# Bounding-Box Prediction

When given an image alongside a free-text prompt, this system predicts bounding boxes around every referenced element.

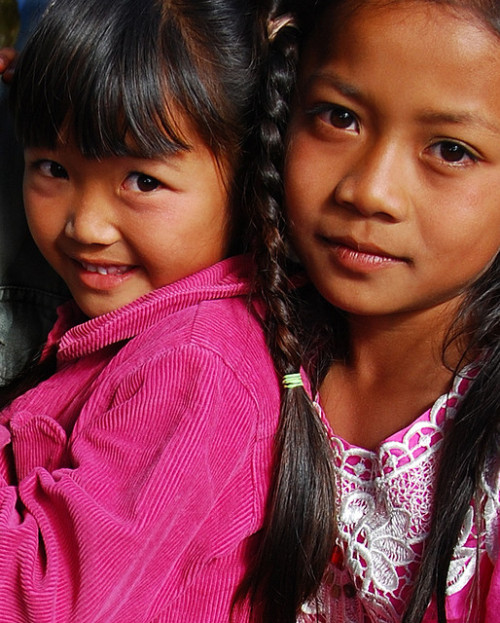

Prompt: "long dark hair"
[242,0,500,621]
[12,0,261,158]
[235,2,338,621]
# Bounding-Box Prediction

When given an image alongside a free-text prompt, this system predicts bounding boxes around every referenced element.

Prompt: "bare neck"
[319,305,465,450]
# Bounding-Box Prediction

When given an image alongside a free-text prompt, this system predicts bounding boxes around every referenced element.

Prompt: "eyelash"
[31,160,165,193]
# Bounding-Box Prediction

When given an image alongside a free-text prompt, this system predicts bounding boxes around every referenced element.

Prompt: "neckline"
[314,363,478,454]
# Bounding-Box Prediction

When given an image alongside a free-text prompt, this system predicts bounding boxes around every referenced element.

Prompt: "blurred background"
[0,0,68,385]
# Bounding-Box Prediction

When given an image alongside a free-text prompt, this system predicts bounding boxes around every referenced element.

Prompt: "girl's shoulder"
[55,255,279,420]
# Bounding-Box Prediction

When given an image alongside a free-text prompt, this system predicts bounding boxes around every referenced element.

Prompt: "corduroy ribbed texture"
[0,255,280,622]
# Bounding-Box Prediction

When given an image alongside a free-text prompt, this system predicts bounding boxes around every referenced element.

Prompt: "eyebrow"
[304,71,362,99]
[122,149,188,173]
[417,110,500,135]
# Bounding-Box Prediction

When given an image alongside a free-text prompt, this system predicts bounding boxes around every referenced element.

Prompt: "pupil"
[138,175,158,191]
[442,143,464,162]
[51,162,66,178]
[333,108,352,129]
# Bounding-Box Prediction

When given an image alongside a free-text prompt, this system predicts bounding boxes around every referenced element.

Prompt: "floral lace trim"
[298,366,500,623]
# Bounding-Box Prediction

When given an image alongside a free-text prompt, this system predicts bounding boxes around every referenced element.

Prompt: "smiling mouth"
[78,260,132,275]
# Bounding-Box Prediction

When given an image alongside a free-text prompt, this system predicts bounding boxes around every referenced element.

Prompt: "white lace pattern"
[298,367,500,623]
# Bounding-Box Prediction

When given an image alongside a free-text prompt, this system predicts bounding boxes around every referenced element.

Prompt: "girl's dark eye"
[128,173,162,192]
[314,105,359,132]
[432,141,476,164]
[328,107,357,130]
[38,160,68,179]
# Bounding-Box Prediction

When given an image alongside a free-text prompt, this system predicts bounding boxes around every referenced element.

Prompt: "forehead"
[299,0,500,124]
[306,0,496,62]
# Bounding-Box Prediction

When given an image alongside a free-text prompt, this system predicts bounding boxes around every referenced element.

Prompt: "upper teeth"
[80,261,128,275]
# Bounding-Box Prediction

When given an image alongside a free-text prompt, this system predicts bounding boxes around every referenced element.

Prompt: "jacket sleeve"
[0,344,268,622]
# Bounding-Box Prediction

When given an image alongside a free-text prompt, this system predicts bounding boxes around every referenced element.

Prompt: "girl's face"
[24,118,231,318]
[286,0,500,324]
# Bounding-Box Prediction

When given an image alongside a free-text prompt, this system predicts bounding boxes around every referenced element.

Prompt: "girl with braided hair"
[0,0,303,620]
[241,0,500,621]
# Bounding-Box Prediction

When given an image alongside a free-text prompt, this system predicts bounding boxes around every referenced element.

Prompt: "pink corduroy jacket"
[0,256,280,622]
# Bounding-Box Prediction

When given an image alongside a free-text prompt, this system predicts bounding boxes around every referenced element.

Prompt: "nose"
[334,139,408,222]
[64,187,120,246]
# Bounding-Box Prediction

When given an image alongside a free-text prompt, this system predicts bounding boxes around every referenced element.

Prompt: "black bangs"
[11,0,193,158]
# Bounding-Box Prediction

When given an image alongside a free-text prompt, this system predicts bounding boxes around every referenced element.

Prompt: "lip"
[318,235,408,272]
[70,257,138,290]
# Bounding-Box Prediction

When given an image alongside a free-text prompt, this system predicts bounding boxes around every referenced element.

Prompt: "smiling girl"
[0,0,300,620]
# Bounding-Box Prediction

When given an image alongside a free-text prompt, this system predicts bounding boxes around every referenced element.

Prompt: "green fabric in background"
[0,0,20,48]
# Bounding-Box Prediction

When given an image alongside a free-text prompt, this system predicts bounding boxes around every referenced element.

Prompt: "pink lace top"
[298,366,500,622]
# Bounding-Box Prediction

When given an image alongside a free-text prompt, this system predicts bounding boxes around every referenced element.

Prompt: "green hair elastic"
[282,373,304,389]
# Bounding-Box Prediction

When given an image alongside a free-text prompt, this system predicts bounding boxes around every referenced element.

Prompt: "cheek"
[285,172,316,235]
[188,191,232,254]
[286,135,313,188]
[285,152,308,225]
[286,137,333,210]
[24,193,62,251]
[23,192,46,238]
